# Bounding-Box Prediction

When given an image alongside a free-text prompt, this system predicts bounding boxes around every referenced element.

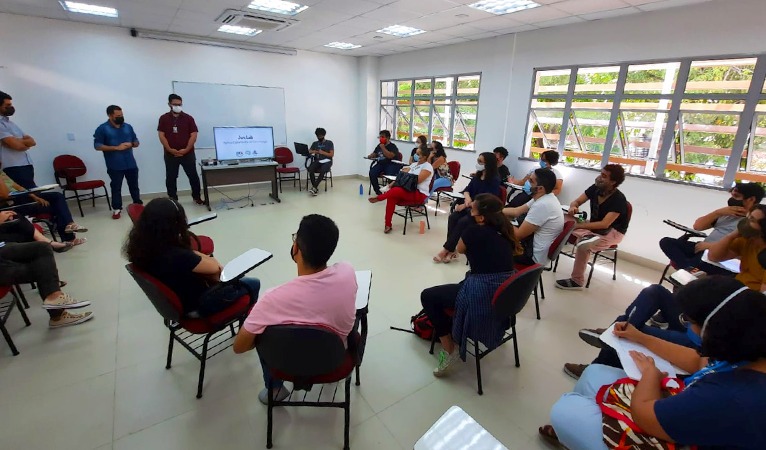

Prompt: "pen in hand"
[616,306,637,332]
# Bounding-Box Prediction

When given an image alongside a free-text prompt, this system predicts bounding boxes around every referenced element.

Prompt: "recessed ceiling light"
[324,42,362,50]
[377,25,426,38]
[248,0,308,16]
[468,0,540,15]
[218,24,262,36]
[60,1,118,18]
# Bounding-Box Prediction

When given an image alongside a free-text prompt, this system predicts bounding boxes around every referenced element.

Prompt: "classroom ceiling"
[0,0,713,56]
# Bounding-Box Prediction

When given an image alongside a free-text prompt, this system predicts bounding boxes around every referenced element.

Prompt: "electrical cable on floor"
[212,183,254,210]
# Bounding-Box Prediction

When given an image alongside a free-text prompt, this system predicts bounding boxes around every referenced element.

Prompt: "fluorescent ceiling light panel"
[248,0,308,16]
[468,0,540,15]
[324,42,362,50]
[60,1,118,18]
[376,25,426,38]
[218,24,262,36]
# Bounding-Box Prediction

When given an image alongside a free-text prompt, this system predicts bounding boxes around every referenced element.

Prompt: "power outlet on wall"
[67,133,75,141]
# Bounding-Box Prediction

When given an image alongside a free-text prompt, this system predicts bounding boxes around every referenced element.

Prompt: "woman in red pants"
[369,145,433,233]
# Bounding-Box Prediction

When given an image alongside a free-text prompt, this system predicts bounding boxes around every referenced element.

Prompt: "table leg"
[269,168,281,203]
[202,170,211,211]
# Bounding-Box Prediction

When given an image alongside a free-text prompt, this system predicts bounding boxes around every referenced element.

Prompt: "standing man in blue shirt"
[307,127,334,196]
[0,91,37,189]
[93,105,142,220]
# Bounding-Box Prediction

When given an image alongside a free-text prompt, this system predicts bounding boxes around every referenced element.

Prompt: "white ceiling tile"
[360,3,423,23]
[623,0,664,4]
[316,0,383,17]
[534,15,586,28]
[0,1,69,20]
[580,6,640,20]
[178,0,244,15]
[390,0,460,15]
[637,0,712,11]
[553,0,630,15]
[469,14,525,32]
[501,23,539,34]
[503,5,570,23]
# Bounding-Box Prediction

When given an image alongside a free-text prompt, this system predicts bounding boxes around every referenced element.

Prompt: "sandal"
[442,252,457,264]
[538,425,567,449]
[51,241,72,253]
[64,223,88,233]
[52,237,87,253]
[384,226,393,234]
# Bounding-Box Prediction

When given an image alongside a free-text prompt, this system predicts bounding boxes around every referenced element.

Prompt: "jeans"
[430,177,452,194]
[197,277,260,317]
[421,283,461,338]
[107,168,141,210]
[3,165,35,189]
[0,242,63,319]
[550,364,623,450]
[369,159,401,195]
[164,153,201,200]
[13,191,76,241]
[308,160,332,189]
[443,210,473,252]
[376,187,426,227]
[659,237,735,276]
[258,351,284,390]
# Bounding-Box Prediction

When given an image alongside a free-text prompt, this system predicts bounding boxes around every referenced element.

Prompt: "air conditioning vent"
[215,9,298,32]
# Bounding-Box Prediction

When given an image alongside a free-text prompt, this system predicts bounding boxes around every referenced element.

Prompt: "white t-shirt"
[524,193,565,264]
[408,161,434,196]
[525,166,563,180]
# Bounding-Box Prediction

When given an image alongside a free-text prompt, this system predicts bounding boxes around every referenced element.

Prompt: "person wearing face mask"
[94,105,142,220]
[0,91,38,189]
[503,169,564,266]
[556,164,629,290]
[428,140,452,194]
[367,130,402,196]
[542,276,766,450]
[707,204,766,291]
[660,182,764,276]
[409,135,428,165]
[507,150,563,207]
[307,127,334,196]
[157,94,202,204]
[433,152,501,263]
[233,214,357,405]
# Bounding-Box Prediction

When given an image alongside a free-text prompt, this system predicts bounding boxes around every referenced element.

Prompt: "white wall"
[0,13,361,196]
[375,0,766,264]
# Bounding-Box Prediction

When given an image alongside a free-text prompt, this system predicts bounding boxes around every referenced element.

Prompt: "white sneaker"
[42,292,91,310]
[380,185,390,193]
[433,349,461,377]
[49,310,94,328]
[310,187,318,196]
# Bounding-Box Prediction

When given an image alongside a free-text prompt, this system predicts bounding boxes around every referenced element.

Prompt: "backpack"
[410,309,434,340]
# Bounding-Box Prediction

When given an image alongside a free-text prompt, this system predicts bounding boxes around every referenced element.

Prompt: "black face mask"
[2,106,15,117]
[289,243,298,262]
[728,198,745,208]
[114,117,125,125]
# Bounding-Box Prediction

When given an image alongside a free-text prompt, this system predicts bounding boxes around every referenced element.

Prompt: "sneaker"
[433,349,461,377]
[555,279,583,290]
[49,310,94,328]
[42,292,91,310]
[112,209,122,220]
[575,234,601,248]
[649,312,668,329]
[578,328,606,349]
[563,363,588,380]
[258,386,291,405]
[193,197,204,205]
[310,187,318,196]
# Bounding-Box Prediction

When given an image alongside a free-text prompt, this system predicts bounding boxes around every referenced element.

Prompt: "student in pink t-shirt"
[233,214,358,404]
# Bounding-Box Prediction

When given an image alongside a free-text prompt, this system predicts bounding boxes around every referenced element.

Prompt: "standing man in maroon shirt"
[157,94,203,204]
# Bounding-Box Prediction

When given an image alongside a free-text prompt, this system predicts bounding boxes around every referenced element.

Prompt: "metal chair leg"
[75,192,84,217]
[539,274,545,300]
[343,377,351,450]
[533,282,541,320]
[429,332,436,354]
[512,325,520,367]
[613,250,618,280]
[553,255,560,273]
[475,339,483,395]
[14,286,29,309]
[12,290,30,326]
[91,188,96,207]
[267,380,274,449]
[0,322,19,356]
[585,252,598,288]
[196,334,211,399]
[166,329,175,369]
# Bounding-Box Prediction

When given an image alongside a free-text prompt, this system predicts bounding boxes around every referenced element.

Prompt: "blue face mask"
[686,325,703,348]
[522,180,532,195]
[413,154,419,162]
[539,159,548,169]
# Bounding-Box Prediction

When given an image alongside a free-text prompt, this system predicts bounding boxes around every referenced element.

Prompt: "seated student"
[123,198,261,317]
[507,150,563,207]
[707,204,766,291]
[421,194,520,376]
[408,135,428,164]
[433,152,501,263]
[503,169,564,265]
[494,146,511,181]
[368,145,433,233]
[233,214,357,404]
[0,210,79,252]
[661,182,764,275]
[0,166,87,245]
[307,127,334,196]
[367,130,402,196]
[0,241,93,327]
[428,141,453,193]
[541,277,766,450]
[556,164,629,290]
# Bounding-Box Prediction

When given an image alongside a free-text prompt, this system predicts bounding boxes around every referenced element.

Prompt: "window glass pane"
[452,105,477,150]
[569,110,611,154]
[434,77,453,97]
[396,80,412,98]
[680,98,745,113]
[528,110,562,154]
[534,69,571,95]
[457,75,481,96]
[574,66,620,95]
[531,98,566,109]
[570,97,614,110]
[745,114,766,173]
[412,104,430,140]
[431,101,452,144]
[395,106,411,141]
[686,58,756,94]
[380,105,395,133]
[680,112,739,168]
[608,110,668,176]
[625,62,680,95]
[414,78,431,97]
[381,81,396,97]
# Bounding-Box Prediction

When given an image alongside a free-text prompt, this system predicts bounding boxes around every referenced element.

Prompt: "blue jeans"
[14,191,76,241]
[197,277,260,317]
[3,165,36,189]
[258,352,284,390]
[107,168,141,210]
[550,364,625,450]
[659,237,735,276]
[369,159,401,195]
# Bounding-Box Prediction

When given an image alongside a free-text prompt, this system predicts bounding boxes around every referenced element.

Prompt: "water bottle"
[359,184,363,196]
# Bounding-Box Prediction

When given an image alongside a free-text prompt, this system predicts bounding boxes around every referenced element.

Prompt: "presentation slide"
[213,126,274,161]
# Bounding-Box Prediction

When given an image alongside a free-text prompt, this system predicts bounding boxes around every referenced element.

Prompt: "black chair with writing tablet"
[296,142,333,192]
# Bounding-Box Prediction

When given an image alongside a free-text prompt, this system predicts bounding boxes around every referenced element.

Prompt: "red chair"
[433,161,461,216]
[53,155,110,217]
[0,286,31,356]
[125,264,256,398]
[274,147,301,193]
[126,203,214,256]
[428,265,544,395]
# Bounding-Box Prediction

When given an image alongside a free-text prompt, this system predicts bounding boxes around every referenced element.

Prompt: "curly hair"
[473,193,522,255]
[123,198,192,268]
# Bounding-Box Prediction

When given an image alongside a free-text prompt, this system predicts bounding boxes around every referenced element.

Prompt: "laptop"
[294,142,310,157]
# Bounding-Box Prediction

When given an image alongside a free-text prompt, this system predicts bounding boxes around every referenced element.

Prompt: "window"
[380,73,481,150]
[524,55,766,188]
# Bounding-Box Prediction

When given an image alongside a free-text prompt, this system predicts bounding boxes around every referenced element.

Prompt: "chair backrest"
[492,264,544,319]
[498,186,507,203]
[447,161,461,179]
[548,220,577,261]
[274,147,293,166]
[395,152,403,162]
[125,264,182,322]
[0,286,11,300]
[126,203,145,224]
[52,154,87,182]
[256,324,346,379]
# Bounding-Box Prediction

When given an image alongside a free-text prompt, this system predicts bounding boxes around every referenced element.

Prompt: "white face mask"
[171,105,183,114]
[475,163,485,172]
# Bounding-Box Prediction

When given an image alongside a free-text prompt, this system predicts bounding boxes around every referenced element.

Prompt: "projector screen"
[213,126,275,161]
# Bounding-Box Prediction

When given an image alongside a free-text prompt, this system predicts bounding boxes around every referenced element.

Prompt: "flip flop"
[538,425,567,449]
[64,223,88,233]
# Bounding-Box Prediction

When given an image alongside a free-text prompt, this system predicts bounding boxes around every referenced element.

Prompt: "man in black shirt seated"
[494,146,511,181]
[367,130,401,195]
[556,164,629,290]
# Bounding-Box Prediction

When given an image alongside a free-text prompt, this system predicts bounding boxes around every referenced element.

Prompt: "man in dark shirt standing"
[556,164,629,290]
[157,94,202,204]
[367,130,401,195]
[93,105,142,220]
[307,127,334,196]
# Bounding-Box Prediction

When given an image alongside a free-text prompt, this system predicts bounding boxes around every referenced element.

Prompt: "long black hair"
[123,198,192,268]
[473,193,522,255]
[478,151,499,181]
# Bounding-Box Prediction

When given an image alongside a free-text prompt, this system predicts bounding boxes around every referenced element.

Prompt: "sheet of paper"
[701,249,741,273]
[599,324,686,380]
[354,270,372,310]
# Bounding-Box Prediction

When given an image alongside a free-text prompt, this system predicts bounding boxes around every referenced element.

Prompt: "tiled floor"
[0,178,663,450]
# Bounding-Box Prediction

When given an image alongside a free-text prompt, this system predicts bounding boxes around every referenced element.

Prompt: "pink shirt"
[243,262,358,337]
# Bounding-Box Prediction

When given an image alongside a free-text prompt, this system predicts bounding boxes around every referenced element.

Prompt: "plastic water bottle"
[419,220,426,234]
[359,184,363,196]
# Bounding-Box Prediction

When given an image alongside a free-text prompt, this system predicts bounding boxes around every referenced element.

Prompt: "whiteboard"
[171,81,287,148]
